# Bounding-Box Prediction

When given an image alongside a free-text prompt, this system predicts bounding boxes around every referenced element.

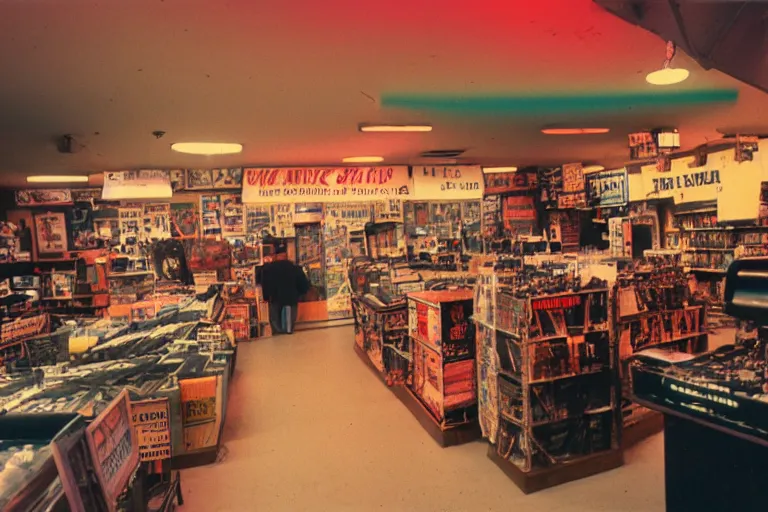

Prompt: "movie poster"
[220,194,244,235]
[200,194,222,237]
[34,212,68,254]
[170,203,199,239]
[212,168,243,189]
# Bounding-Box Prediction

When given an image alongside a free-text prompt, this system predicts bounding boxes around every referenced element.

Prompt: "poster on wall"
[142,203,171,242]
[169,170,186,191]
[483,170,538,195]
[245,205,272,240]
[412,166,483,200]
[34,212,68,254]
[373,199,404,223]
[16,189,72,207]
[180,376,222,452]
[85,390,139,512]
[212,168,243,189]
[170,203,199,239]
[482,195,501,238]
[186,169,215,190]
[270,204,295,238]
[585,169,628,207]
[325,203,370,230]
[102,170,172,200]
[558,163,586,209]
[539,167,563,209]
[629,131,659,160]
[118,208,142,255]
[70,206,98,250]
[130,398,171,462]
[220,194,245,235]
[502,195,536,235]
[242,166,411,203]
[200,194,222,237]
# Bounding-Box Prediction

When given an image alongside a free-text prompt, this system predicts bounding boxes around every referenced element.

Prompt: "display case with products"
[613,251,708,442]
[476,267,622,493]
[404,289,479,445]
[352,294,410,386]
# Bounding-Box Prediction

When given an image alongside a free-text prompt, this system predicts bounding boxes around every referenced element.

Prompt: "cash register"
[630,256,768,511]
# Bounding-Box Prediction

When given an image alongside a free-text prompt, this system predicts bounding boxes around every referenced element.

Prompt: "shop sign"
[242,167,411,203]
[483,170,537,195]
[131,398,171,462]
[102,170,172,200]
[642,163,721,204]
[85,390,139,512]
[412,166,483,200]
[585,169,628,207]
[1,314,49,346]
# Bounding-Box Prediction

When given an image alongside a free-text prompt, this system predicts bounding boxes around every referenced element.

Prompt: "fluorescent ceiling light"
[27,175,89,183]
[541,128,610,135]
[342,156,384,163]
[646,67,689,86]
[171,142,243,155]
[483,166,518,173]
[582,165,605,173]
[359,125,432,133]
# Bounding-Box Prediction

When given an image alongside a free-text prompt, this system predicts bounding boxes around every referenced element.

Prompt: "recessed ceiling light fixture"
[171,142,243,155]
[646,41,689,86]
[582,165,605,173]
[27,175,89,183]
[482,166,518,173]
[541,128,610,135]
[359,124,432,133]
[342,156,384,163]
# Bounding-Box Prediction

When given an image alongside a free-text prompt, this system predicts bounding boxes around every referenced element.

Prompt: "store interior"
[1,1,767,511]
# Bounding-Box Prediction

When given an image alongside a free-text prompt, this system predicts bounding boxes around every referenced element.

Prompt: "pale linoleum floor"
[179,325,734,511]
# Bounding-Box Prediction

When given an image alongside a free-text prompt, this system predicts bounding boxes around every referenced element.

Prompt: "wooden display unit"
[405,290,480,445]
[475,276,622,493]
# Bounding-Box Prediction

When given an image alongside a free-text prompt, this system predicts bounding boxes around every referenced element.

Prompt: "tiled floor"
[179,326,737,511]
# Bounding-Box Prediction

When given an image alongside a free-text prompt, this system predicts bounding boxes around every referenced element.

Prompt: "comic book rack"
[613,258,708,446]
[475,275,623,493]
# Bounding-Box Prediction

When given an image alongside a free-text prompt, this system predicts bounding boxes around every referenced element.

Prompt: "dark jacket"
[261,259,310,305]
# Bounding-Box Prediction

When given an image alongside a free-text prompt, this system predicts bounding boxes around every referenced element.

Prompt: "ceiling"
[0,0,766,188]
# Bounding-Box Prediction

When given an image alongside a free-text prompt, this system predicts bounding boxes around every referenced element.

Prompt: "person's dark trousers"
[269,302,299,334]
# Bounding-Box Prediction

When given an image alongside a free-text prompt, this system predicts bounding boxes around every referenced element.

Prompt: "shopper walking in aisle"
[261,242,310,335]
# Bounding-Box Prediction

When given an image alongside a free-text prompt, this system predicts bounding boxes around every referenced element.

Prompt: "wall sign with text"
[412,166,484,200]
[585,169,628,207]
[242,167,411,203]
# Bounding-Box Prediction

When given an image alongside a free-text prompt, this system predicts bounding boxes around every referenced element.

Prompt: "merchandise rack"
[351,294,410,386]
[475,274,622,493]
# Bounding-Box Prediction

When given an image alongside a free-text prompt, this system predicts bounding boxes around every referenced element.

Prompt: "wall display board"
[270,204,296,238]
[242,166,411,203]
[325,202,371,231]
[16,188,73,207]
[180,376,223,452]
[408,290,477,429]
[412,166,483,200]
[220,194,245,235]
[200,194,223,237]
[85,390,139,512]
[170,202,199,239]
[585,169,629,207]
[130,398,171,462]
[34,212,68,254]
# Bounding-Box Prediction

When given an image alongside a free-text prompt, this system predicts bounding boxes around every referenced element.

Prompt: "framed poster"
[34,212,68,254]
[70,206,98,250]
[16,189,72,207]
[220,194,245,235]
[200,194,222,237]
[130,398,171,462]
[85,390,139,512]
[170,203,199,239]
[169,170,185,191]
[212,168,243,189]
[186,169,214,190]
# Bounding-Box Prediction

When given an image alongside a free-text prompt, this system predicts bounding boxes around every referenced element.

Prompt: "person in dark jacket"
[261,244,310,334]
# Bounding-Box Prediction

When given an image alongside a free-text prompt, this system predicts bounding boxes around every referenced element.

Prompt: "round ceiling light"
[646,67,690,86]
[342,156,384,163]
[541,128,610,135]
[171,142,243,155]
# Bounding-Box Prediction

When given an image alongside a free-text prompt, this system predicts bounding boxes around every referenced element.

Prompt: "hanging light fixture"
[646,41,690,86]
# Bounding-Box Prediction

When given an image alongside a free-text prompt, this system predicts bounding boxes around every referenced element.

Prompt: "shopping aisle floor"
[180,325,665,512]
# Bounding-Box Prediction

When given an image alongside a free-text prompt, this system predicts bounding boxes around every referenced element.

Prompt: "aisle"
[180,326,665,512]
